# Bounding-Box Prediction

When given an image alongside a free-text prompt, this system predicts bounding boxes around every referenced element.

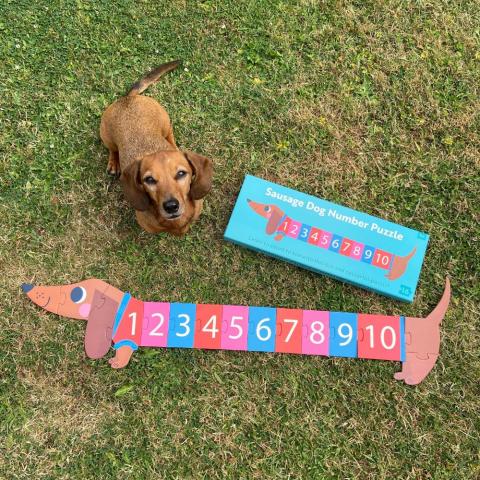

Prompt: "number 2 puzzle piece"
[141,302,170,348]
[329,312,358,358]
[275,308,302,354]
[357,314,402,361]
[194,304,223,350]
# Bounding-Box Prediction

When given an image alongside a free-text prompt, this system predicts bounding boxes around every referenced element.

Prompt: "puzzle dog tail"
[386,247,417,280]
[426,277,451,326]
[127,60,181,97]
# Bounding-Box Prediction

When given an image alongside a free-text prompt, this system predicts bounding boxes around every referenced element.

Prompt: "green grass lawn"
[1,0,479,478]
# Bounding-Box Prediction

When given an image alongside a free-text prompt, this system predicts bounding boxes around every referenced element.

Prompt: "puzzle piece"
[357,314,402,361]
[84,289,118,359]
[394,353,439,385]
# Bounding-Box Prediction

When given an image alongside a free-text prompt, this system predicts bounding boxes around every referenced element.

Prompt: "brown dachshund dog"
[100,60,213,235]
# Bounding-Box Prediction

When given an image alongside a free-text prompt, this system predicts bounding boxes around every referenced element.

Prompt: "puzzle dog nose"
[163,198,180,214]
[21,283,34,293]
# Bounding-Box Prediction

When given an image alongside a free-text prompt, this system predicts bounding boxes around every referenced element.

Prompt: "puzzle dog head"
[247,199,286,235]
[22,279,124,359]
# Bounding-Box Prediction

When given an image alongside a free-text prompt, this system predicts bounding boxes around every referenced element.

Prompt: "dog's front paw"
[107,151,120,177]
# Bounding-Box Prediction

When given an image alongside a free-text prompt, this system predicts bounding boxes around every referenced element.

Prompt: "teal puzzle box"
[224,175,429,302]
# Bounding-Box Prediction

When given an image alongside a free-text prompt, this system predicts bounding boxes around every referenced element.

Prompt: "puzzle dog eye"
[71,286,87,304]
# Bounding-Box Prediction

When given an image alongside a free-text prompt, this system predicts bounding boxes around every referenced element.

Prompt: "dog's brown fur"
[100,61,213,235]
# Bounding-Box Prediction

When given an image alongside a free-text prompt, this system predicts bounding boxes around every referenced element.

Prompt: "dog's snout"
[163,198,180,214]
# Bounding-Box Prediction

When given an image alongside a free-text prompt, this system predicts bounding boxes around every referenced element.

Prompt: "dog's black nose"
[163,198,180,214]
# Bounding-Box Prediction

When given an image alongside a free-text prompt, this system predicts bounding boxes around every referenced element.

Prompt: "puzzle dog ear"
[84,291,118,359]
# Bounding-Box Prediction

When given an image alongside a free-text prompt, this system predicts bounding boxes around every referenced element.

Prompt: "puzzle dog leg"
[108,345,134,369]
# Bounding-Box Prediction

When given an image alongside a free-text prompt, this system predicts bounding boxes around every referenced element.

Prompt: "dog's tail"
[127,60,181,97]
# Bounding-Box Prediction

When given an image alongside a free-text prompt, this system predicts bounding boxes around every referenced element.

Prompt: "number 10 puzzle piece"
[22,278,450,385]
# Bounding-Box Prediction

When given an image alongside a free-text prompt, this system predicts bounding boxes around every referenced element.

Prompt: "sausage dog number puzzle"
[22,278,450,385]
[224,175,429,302]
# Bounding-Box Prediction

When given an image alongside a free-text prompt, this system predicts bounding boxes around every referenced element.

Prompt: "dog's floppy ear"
[120,160,150,211]
[266,208,283,235]
[84,290,117,359]
[184,150,213,200]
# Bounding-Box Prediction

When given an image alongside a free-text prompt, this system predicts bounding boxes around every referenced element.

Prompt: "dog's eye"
[71,286,87,304]
[175,170,187,180]
[144,176,157,185]
[264,206,271,212]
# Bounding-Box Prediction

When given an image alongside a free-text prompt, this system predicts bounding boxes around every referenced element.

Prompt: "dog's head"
[120,150,213,224]
[247,200,285,235]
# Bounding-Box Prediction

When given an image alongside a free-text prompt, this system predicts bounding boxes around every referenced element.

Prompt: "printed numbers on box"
[361,245,375,264]
[286,220,302,239]
[277,217,291,233]
[329,234,343,253]
[340,238,354,257]
[167,303,196,348]
[298,224,312,242]
[141,302,170,347]
[350,241,364,260]
[318,230,333,249]
[302,310,329,356]
[276,308,302,354]
[372,249,393,270]
[222,305,249,351]
[247,306,276,352]
[329,312,358,358]
[308,227,322,245]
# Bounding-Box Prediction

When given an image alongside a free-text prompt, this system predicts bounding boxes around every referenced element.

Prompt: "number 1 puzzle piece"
[112,296,143,349]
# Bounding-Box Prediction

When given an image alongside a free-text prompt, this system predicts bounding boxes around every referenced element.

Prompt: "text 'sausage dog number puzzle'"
[224,175,429,302]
